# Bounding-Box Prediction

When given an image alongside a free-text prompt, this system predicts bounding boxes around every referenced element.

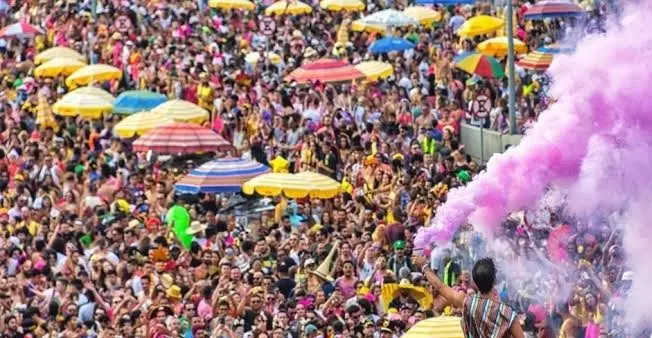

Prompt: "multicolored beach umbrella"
[453,52,505,78]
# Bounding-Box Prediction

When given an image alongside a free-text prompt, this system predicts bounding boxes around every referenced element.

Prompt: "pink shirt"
[335,277,358,299]
[112,42,124,68]
[197,299,212,320]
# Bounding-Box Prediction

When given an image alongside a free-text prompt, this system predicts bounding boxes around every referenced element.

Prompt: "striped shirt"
[462,294,518,338]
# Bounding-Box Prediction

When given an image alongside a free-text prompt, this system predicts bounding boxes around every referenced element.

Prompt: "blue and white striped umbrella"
[357,9,418,27]
[175,158,270,194]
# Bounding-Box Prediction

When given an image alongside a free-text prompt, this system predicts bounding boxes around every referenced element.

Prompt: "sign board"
[471,95,492,119]
[114,15,133,33]
[259,17,276,36]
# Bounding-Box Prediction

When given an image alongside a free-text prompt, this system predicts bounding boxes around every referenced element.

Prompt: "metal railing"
[460,123,523,163]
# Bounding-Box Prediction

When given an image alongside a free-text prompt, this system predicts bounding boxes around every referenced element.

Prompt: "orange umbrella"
[285,58,365,84]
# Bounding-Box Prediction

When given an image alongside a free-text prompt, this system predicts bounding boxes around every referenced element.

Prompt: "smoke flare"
[415,0,652,326]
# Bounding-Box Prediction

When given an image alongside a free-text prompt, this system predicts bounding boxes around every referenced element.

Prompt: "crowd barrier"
[460,123,523,163]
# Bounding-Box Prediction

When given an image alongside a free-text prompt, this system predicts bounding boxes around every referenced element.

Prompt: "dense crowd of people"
[0,0,638,337]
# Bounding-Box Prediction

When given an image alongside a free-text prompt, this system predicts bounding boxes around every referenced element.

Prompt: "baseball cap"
[304,258,316,267]
[392,240,405,250]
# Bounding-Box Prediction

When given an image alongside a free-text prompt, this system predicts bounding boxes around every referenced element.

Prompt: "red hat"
[146,217,161,230]
[30,131,40,141]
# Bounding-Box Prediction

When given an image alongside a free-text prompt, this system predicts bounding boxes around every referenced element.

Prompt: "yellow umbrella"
[67,86,115,103]
[35,97,59,132]
[65,64,123,88]
[354,61,393,81]
[151,100,209,124]
[53,93,113,119]
[35,47,86,64]
[477,36,527,57]
[351,19,386,34]
[457,15,504,38]
[403,316,463,338]
[245,52,282,65]
[208,0,255,10]
[380,280,433,311]
[320,0,365,12]
[113,111,175,138]
[34,58,87,78]
[242,171,341,199]
[265,1,312,15]
[404,6,442,25]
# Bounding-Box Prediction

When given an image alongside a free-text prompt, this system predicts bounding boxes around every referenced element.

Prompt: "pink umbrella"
[0,21,44,37]
[132,122,233,154]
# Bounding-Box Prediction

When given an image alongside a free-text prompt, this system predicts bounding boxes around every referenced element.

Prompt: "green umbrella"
[166,205,193,250]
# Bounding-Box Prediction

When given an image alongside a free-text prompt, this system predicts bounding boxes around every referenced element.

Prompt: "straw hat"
[304,47,317,58]
[185,221,207,235]
[148,304,174,319]
[166,285,182,300]
[292,30,303,39]
[160,274,174,289]
[127,219,141,230]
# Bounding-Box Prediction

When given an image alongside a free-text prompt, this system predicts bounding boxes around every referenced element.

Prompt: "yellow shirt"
[197,84,214,109]
[340,179,353,194]
[35,36,46,52]
[300,148,313,167]
[336,25,350,45]
[25,221,41,237]
[14,221,40,237]
[274,198,288,223]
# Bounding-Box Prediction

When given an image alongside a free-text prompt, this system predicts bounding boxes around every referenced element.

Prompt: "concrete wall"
[460,123,523,163]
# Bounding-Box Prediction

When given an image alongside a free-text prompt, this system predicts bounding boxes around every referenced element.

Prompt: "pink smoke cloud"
[415,0,652,326]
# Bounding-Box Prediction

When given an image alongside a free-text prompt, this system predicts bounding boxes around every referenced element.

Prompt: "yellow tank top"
[386,211,395,223]
[559,318,574,338]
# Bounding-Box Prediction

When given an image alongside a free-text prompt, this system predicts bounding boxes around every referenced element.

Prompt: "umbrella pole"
[506,0,517,135]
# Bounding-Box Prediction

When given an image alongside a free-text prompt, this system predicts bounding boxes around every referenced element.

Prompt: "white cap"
[622,271,634,281]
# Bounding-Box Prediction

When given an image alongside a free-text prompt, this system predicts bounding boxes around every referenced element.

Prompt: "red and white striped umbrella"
[133,122,233,154]
[0,21,44,37]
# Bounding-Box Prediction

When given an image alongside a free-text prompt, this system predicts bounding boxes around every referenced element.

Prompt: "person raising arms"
[413,255,524,338]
